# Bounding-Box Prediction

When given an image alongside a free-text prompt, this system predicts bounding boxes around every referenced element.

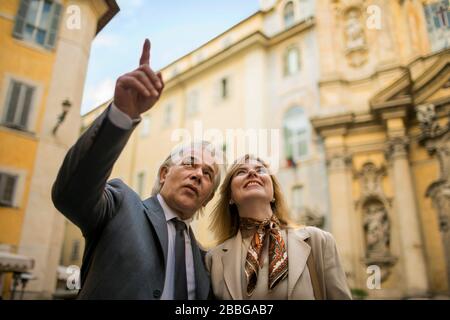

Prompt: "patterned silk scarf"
[239,215,288,296]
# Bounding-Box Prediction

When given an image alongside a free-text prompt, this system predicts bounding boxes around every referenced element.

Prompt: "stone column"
[324,134,357,288]
[385,136,429,297]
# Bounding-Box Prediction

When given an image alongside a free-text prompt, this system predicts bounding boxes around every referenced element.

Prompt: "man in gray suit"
[52,39,221,299]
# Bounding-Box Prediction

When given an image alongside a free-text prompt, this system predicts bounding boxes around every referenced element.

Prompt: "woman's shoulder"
[290,225,335,244]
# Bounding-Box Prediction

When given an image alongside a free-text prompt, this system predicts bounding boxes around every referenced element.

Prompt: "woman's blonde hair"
[210,154,295,244]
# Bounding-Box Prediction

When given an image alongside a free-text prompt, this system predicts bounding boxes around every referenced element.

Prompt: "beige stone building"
[75,0,450,299]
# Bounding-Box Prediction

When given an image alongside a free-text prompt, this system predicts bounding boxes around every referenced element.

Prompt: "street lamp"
[52,99,72,135]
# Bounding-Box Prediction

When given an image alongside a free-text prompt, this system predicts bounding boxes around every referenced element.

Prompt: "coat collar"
[220,230,244,300]
[287,227,311,299]
[219,227,311,300]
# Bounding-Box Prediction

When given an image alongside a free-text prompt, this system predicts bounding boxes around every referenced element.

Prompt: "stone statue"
[363,200,390,257]
[416,103,442,139]
[345,9,366,51]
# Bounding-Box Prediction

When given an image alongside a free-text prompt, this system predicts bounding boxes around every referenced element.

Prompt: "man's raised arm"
[51,39,165,236]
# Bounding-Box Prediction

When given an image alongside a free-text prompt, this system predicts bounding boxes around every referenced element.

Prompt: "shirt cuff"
[108,102,141,130]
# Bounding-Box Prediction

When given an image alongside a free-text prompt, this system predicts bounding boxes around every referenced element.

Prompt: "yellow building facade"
[0,0,118,299]
[76,0,449,299]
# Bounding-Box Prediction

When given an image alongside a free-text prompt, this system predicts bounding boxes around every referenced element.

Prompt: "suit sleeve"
[51,104,138,237]
[323,231,353,300]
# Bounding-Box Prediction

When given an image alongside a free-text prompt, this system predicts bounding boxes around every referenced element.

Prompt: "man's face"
[159,148,218,220]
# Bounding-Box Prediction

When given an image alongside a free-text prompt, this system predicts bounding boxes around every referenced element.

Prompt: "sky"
[81,0,260,114]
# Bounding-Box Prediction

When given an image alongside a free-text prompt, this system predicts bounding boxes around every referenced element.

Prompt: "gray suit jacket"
[52,106,211,299]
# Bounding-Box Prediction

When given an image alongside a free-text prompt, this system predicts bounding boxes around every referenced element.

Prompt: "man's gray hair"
[151,141,224,197]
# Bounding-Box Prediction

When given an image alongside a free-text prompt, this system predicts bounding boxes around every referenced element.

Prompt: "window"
[13,0,63,49]
[283,1,295,28]
[186,90,199,117]
[163,104,173,126]
[3,79,35,131]
[283,106,309,161]
[136,171,146,196]
[70,240,80,262]
[220,78,228,100]
[140,114,151,137]
[423,1,450,52]
[284,46,300,76]
[0,173,18,207]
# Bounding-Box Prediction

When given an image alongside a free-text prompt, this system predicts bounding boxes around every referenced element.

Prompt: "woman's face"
[229,159,274,207]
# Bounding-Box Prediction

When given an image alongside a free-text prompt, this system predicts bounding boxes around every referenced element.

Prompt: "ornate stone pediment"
[370,49,450,115]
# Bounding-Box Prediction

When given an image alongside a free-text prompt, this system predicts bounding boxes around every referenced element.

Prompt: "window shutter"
[46,2,62,49]
[222,78,228,99]
[20,85,34,128]
[13,0,31,39]
[5,81,21,124]
[284,126,293,159]
[0,173,17,206]
[3,175,17,204]
[283,50,289,76]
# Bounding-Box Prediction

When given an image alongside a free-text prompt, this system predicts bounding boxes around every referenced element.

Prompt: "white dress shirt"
[157,194,196,300]
[108,102,141,129]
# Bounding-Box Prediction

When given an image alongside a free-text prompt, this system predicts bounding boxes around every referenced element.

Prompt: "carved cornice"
[385,136,410,160]
[326,152,353,170]
[330,0,369,16]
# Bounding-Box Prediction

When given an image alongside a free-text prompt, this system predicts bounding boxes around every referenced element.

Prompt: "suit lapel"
[142,196,168,266]
[221,231,244,300]
[189,228,211,300]
[287,227,311,299]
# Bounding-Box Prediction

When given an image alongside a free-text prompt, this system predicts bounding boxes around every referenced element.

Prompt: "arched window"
[284,46,300,76]
[283,1,295,28]
[283,106,309,162]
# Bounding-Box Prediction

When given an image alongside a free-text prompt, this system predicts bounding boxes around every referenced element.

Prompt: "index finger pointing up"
[139,38,151,66]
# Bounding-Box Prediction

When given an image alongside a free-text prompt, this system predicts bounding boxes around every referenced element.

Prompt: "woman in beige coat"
[206,154,352,300]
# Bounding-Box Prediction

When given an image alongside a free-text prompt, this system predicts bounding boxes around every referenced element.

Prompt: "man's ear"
[159,166,169,184]
[203,191,215,207]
